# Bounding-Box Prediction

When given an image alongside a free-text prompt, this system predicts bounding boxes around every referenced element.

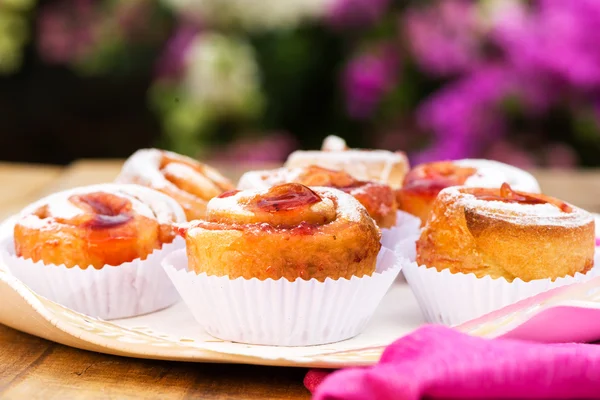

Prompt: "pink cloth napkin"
[305,325,600,399]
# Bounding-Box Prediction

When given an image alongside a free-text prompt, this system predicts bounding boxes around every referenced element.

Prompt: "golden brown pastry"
[117,149,234,220]
[398,159,541,225]
[238,165,397,228]
[285,135,409,189]
[416,183,595,282]
[179,183,382,281]
[14,184,186,269]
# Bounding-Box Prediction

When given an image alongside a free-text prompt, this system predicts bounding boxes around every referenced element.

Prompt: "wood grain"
[0,163,62,219]
[0,325,310,400]
[39,160,124,194]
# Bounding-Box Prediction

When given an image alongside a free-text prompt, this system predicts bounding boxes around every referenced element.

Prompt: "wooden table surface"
[1,160,600,399]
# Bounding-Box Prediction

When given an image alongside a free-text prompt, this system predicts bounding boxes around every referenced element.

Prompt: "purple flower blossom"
[327,0,390,29]
[37,0,95,64]
[207,133,298,163]
[483,140,536,169]
[403,1,481,77]
[414,65,511,162]
[343,45,399,120]
[411,0,600,164]
[411,138,475,165]
[155,23,199,79]
[494,0,600,90]
[116,1,156,42]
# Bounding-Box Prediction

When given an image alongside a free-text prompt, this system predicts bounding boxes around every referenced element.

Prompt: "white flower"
[161,0,332,31]
[183,33,263,118]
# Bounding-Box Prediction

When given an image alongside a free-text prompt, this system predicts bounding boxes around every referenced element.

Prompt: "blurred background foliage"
[1,0,600,167]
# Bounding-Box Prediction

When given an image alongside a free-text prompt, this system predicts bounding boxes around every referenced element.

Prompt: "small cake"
[117,148,234,220]
[5,183,187,319]
[397,159,541,225]
[285,135,409,189]
[416,183,595,282]
[179,183,382,281]
[238,165,398,228]
[14,184,186,269]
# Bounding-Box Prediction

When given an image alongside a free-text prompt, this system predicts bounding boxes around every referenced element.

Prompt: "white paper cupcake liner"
[401,251,600,327]
[0,235,184,320]
[163,247,401,346]
[380,210,422,258]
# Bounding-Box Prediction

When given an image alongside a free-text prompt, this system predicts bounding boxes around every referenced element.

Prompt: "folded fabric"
[307,325,600,399]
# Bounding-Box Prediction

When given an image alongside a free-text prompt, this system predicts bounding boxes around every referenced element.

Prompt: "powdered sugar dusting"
[321,135,349,151]
[285,150,407,187]
[117,148,208,192]
[119,184,187,224]
[439,186,593,227]
[117,148,166,188]
[207,189,256,219]
[208,185,365,224]
[287,149,406,165]
[456,159,541,193]
[17,183,186,228]
[237,167,305,190]
[46,199,86,221]
[319,186,364,223]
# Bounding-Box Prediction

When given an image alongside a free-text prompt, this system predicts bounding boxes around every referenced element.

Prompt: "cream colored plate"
[6,263,600,369]
[2,217,600,368]
[0,263,424,367]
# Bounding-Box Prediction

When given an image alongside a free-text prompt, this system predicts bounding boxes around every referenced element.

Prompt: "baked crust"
[181,183,382,281]
[14,184,186,269]
[398,159,541,225]
[238,165,397,228]
[398,161,478,225]
[284,136,409,189]
[416,184,595,282]
[117,149,233,220]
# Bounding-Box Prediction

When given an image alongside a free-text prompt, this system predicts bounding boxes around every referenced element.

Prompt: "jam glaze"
[217,189,241,199]
[179,219,324,237]
[295,166,362,190]
[281,166,396,228]
[249,183,323,213]
[70,193,134,228]
[184,184,337,234]
[403,161,477,195]
[238,165,397,228]
[159,154,233,194]
[465,183,573,213]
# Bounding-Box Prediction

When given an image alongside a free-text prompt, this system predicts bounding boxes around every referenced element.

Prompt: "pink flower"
[343,45,399,120]
[414,65,510,162]
[117,1,156,42]
[206,133,298,164]
[154,23,199,79]
[403,1,481,77]
[37,0,96,64]
[327,0,390,29]
[411,138,477,165]
[495,0,600,90]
